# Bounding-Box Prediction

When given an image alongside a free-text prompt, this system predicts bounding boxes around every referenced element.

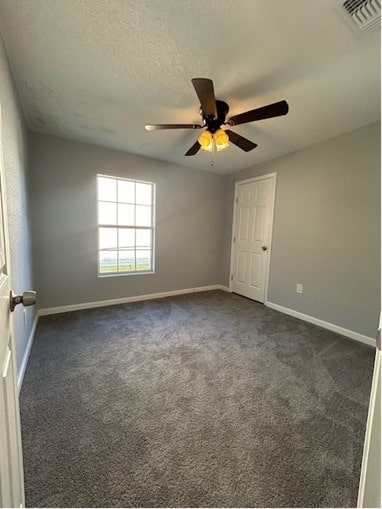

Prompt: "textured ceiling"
[0,0,380,174]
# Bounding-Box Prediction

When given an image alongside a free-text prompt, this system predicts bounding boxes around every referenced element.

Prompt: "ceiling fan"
[145,78,289,156]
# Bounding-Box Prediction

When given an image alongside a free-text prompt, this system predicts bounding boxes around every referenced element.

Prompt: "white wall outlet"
[296,283,303,294]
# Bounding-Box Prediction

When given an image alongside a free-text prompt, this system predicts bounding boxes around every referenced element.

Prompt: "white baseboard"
[17,313,39,392]
[266,301,375,347]
[39,284,229,316]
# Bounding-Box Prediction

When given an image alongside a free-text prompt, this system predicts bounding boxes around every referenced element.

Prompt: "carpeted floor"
[20,290,375,508]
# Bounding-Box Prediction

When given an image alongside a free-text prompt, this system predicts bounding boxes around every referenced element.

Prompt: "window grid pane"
[118,204,135,226]
[99,201,117,225]
[99,227,118,250]
[99,251,118,274]
[118,250,135,272]
[118,228,135,248]
[118,179,135,204]
[98,177,117,202]
[97,175,154,275]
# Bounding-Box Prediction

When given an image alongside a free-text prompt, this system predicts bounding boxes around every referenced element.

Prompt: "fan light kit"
[198,128,229,152]
[145,78,289,158]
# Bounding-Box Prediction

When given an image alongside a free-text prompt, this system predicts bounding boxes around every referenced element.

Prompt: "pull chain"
[211,138,216,167]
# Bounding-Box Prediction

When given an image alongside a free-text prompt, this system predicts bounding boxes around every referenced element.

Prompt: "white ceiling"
[0,0,380,174]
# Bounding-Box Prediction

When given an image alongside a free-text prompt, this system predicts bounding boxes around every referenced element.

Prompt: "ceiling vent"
[336,0,381,36]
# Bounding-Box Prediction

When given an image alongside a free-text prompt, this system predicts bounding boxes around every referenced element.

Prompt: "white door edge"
[229,172,277,303]
[0,99,26,507]
[357,317,381,508]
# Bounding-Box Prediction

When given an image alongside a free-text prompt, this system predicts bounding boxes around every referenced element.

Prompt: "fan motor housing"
[200,100,229,133]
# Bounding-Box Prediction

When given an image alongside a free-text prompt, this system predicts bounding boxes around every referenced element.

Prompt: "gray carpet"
[20,290,375,508]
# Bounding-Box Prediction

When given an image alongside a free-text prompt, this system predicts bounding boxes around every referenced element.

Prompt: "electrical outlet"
[296,283,303,294]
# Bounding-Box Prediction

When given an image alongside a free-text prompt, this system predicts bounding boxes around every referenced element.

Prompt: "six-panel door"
[231,176,275,302]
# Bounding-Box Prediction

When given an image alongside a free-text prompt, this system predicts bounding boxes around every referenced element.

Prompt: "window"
[97,175,155,275]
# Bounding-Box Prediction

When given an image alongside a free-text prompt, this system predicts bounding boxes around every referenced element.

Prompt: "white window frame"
[97,174,156,277]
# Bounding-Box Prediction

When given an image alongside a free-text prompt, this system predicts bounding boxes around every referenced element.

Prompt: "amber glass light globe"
[215,128,229,148]
[198,130,213,150]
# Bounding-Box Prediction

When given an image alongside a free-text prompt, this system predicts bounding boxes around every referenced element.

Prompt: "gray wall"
[29,132,225,309]
[29,122,380,338]
[223,123,381,338]
[0,34,35,375]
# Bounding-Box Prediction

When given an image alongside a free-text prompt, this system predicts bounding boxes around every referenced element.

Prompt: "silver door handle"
[262,246,268,251]
[10,291,37,312]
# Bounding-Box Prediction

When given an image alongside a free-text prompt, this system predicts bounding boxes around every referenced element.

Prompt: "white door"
[230,175,276,303]
[0,105,25,507]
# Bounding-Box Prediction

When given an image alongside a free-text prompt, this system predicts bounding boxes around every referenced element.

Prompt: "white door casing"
[357,319,381,508]
[230,173,276,303]
[0,104,25,507]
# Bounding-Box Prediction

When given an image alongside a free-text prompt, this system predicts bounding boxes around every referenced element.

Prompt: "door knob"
[10,291,37,312]
[262,246,268,251]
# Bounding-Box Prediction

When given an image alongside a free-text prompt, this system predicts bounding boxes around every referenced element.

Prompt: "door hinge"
[235,196,238,204]
[231,275,233,281]
[233,236,236,243]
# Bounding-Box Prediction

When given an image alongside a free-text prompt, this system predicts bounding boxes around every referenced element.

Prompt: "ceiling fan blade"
[226,129,257,152]
[227,100,289,126]
[145,124,202,131]
[185,141,201,156]
[191,78,217,119]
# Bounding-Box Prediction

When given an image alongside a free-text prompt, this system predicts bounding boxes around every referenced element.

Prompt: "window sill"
[98,270,155,278]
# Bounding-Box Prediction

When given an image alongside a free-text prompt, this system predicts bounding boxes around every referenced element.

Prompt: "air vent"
[336,0,381,36]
